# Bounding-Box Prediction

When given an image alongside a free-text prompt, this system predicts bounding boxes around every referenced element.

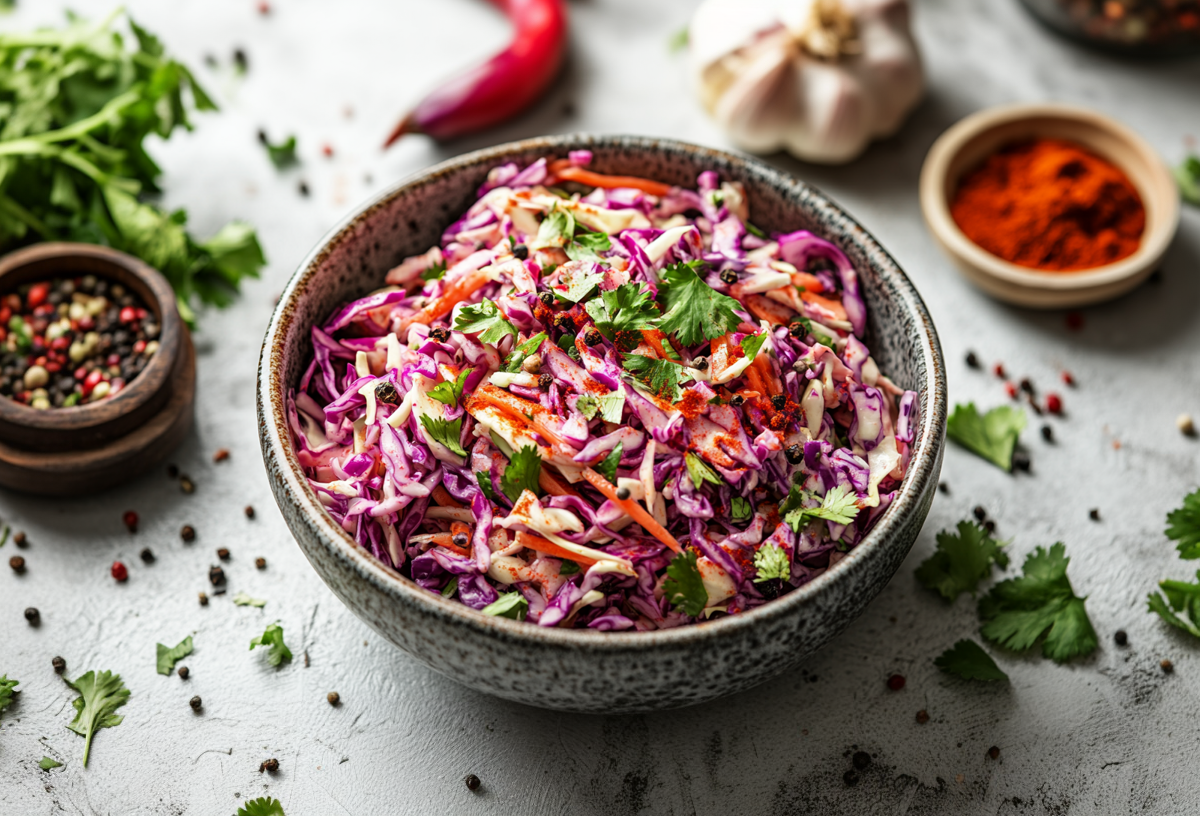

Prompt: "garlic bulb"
[690,0,924,164]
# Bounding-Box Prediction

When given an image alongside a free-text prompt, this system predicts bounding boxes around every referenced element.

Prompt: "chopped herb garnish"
[946,403,1027,472]
[532,208,573,250]
[419,414,467,458]
[503,333,547,372]
[753,543,790,582]
[66,670,130,766]
[482,592,528,621]
[420,260,447,281]
[739,331,767,362]
[454,298,517,344]
[685,452,721,489]
[39,756,63,770]
[915,521,1009,602]
[232,592,267,608]
[476,471,500,504]
[237,797,286,816]
[441,576,459,599]
[731,496,752,522]
[781,484,860,531]
[668,26,690,53]
[622,355,684,402]
[585,282,660,342]
[934,639,1009,681]
[1165,487,1200,559]
[0,675,17,715]
[575,391,625,423]
[1148,571,1200,639]
[155,635,194,676]
[596,442,624,484]
[428,368,472,407]
[249,622,293,668]
[565,226,612,263]
[262,133,299,169]
[501,445,543,503]
[559,560,581,576]
[744,221,767,239]
[655,260,743,345]
[663,549,708,617]
[555,263,605,303]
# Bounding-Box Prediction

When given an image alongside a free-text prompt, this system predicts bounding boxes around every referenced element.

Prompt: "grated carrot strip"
[582,468,683,554]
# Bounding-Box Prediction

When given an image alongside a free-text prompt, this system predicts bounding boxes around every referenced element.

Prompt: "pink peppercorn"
[123,510,138,533]
[887,674,906,691]
[1004,382,1017,399]
[1046,393,1063,414]
[111,561,128,582]
[119,306,138,323]
[993,363,1006,379]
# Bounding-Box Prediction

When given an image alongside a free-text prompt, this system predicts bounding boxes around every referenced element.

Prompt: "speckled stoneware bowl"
[258,135,946,713]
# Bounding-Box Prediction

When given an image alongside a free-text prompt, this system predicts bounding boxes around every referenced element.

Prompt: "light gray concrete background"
[1,1,1199,814]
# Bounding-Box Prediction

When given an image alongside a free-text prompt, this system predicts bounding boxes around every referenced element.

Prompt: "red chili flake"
[1004,382,1017,400]
[1065,311,1084,331]
[886,674,906,691]
[111,561,128,582]
[322,144,334,158]
[122,510,138,533]
[1046,393,1063,414]
[992,363,1006,379]
[1061,371,1075,386]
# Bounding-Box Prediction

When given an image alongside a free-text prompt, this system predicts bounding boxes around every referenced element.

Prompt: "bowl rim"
[259,133,946,651]
[919,102,1181,293]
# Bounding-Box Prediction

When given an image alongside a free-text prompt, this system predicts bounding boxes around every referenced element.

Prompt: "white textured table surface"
[2,1,1199,814]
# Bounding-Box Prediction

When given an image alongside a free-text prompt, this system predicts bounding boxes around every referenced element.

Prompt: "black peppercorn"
[244,505,255,519]
[327,691,340,705]
[189,695,202,711]
[616,487,631,501]
[718,269,738,285]
[770,394,787,410]
[255,557,266,570]
[987,746,1000,760]
[512,244,529,260]
[452,533,468,548]
[198,592,209,606]
[167,464,179,478]
[730,394,745,407]
[583,328,603,347]
[24,607,39,624]
[139,548,155,564]
[1041,425,1054,442]
[52,656,66,674]
[843,769,859,787]
[209,565,226,587]
[178,666,190,680]
[261,758,279,773]
[374,381,400,405]
[965,351,980,369]
[692,356,709,371]
[465,774,481,792]
[784,444,803,465]
[1161,659,1174,673]
[181,524,196,542]
[538,373,553,390]
[757,578,780,600]
[298,180,310,197]
[1012,451,1031,472]
[789,322,806,339]
[538,291,555,307]
[1088,508,1100,521]
[551,313,572,330]
[9,555,25,573]
[1019,378,1034,394]
[852,751,871,770]
[938,482,949,494]
[916,709,930,724]
[13,531,27,548]
[1114,630,1128,646]
[973,505,987,521]
[429,326,451,343]
[984,520,996,534]
[217,547,230,561]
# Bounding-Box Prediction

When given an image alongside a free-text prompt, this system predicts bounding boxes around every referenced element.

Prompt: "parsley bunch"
[0,11,266,324]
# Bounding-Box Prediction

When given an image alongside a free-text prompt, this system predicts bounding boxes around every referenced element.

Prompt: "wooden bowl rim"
[0,242,182,433]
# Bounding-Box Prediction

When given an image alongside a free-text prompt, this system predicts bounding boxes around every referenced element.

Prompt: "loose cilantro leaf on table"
[1165,487,1200,559]
[503,333,547,372]
[585,283,660,342]
[454,299,517,344]
[780,484,861,531]
[915,520,1009,602]
[978,543,1097,663]
[39,756,63,770]
[419,414,467,458]
[155,635,194,675]
[0,675,17,714]
[623,355,684,402]
[685,452,721,489]
[428,368,472,407]
[482,592,528,621]
[249,622,293,668]
[946,403,1027,472]
[576,391,625,423]
[261,133,298,170]
[655,260,743,345]
[596,442,624,484]
[66,670,130,767]
[501,445,543,503]
[232,592,267,608]
[1176,154,1200,206]
[754,543,790,582]
[1148,572,1200,639]
[237,797,286,816]
[663,549,708,617]
[934,639,1009,681]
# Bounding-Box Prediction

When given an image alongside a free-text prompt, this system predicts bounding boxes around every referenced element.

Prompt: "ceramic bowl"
[919,103,1180,308]
[258,135,947,713]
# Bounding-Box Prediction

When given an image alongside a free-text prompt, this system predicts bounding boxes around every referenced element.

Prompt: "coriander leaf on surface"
[501,445,543,503]
[946,403,1027,472]
[754,543,790,582]
[66,670,130,767]
[261,133,298,170]
[623,355,684,402]
[1176,155,1200,206]
[503,333,547,372]
[39,756,63,770]
[655,260,743,345]
[731,496,752,522]
[155,635,194,675]
[978,543,1097,663]
[419,414,467,458]
[232,592,267,608]
[0,675,17,713]
[664,549,708,616]
[585,283,659,342]
[428,368,472,407]
[249,622,293,668]
[596,441,624,484]
[1147,571,1200,639]
[685,452,721,489]
[1165,487,1200,559]
[934,639,1009,681]
[454,299,517,344]
[482,592,528,621]
[237,796,286,816]
[915,520,1009,602]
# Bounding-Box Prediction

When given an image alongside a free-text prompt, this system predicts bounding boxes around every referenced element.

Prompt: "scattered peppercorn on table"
[1,1,1198,814]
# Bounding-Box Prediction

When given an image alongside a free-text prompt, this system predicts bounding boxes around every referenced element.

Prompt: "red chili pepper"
[1046,393,1063,414]
[111,561,128,582]
[384,0,568,146]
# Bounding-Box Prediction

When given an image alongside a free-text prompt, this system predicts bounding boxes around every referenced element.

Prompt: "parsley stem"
[0,90,141,153]
[0,195,52,238]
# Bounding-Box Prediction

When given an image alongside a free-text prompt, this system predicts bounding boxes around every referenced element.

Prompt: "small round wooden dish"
[0,243,195,495]
[919,103,1181,308]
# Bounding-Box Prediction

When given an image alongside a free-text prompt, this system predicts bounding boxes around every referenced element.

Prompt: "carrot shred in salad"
[288,152,919,629]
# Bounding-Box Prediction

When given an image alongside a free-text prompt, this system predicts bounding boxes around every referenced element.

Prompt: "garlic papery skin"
[690,0,924,165]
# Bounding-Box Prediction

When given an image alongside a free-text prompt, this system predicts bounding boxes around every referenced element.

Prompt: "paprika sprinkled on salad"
[289,155,920,629]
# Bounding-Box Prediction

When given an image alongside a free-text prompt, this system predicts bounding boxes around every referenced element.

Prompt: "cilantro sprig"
[238,797,286,816]
[623,356,684,402]
[1148,572,1200,639]
[0,675,17,715]
[780,484,861,532]
[731,496,752,522]
[66,670,130,767]
[419,414,467,458]
[1177,154,1200,206]
[503,333,547,372]
[654,260,743,345]
[685,452,721,489]
[1165,487,1200,559]
[946,403,1027,472]
[249,622,293,668]
[428,368,472,408]
[915,521,1009,602]
[39,756,63,771]
[595,442,624,484]
[575,391,625,423]
[454,299,517,344]
[261,133,299,170]
[584,283,660,343]
[501,445,543,503]
[482,592,529,621]
[155,635,194,676]
[663,549,708,617]
[754,543,790,583]
[934,639,1009,682]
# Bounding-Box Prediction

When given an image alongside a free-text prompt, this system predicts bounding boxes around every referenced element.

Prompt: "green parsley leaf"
[482,592,528,621]
[575,391,626,423]
[419,414,467,458]
[655,260,743,345]
[155,635,194,676]
[585,283,660,344]
[783,484,861,531]
[946,403,1027,472]
[441,576,459,599]
[1147,571,1200,639]
[554,263,606,303]
[0,675,17,714]
[596,442,624,484]
[565,227,612,263]
[915,521,1009,602]
[1166,487,1200,559]
[1176,154,1200,206]
[39,756,63,770]
[232,592,267,608]
[685,452,721,489]
[420,260,447,282]
[739,331,767,362]
[476,471,500,504]
[663,549,708,617]
[66,670,130,767]
[454,299,517,344]
[731,496,752,522]
[754,543,790,582]
[262,133,299,170]
[623,355,684,402]
[249,622,293,668]
[532,209,573,250]
[503,333,547,372]
[934,639,1009,681]
[978,543,1097,663]
[559,560,581,576]
[501,445,543,503]
[428,368,472,407]
[237,796,286,816]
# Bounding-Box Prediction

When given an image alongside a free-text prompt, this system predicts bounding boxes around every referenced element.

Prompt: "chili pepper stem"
[382,114,423,149]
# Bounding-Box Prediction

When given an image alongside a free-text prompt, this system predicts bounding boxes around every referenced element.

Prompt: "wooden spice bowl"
[0,243,195,495]
[919,103,1181,308]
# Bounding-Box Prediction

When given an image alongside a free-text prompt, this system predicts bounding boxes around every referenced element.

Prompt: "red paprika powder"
[950,138,1145,271]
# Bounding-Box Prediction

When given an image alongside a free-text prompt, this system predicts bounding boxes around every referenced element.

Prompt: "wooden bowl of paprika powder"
[919,103,1180,308]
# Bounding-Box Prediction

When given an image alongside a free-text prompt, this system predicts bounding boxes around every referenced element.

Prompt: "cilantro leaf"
[419,414,467,458]
[1166,487,1200,559]
[554,263,605,303]
[441,576,459,599]
[454,299,517,344]
[731,496,752,522]
[501,445,543,503]
[532,209,573,250]
[559,560,581,576]
[475,471,500,504]
[237,797,286,816]
[0,675,17,714]
[249,622,293,668]
[566,227,612,263]
[664,550,708,616]
[420,261,447,282]
[623,355,684,402]
[585,284,660,348]
[1147,571,1200,639]
[654,260,743,345]
[482,592,529,621]
[1176,154,1200,206]
[428,368,472,407]
[739,331,767,362]
[915,521,1009,602]
[754,543,790,582]
[261,133,299,170]
[782,484,861,531]
[503,333,547,372]
[685,452,721,489]
[39,756,63,770]
[576,391,625,423]
[232,592,267,608]
[155,635,194,675]
[946,403,1027,472]
[596,442,624,484]
[934,639,1009,681]
[978,543,1097,663]
[66,670,130,767]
